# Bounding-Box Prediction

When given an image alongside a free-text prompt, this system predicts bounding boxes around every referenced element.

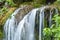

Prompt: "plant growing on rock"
[43,14,60,40]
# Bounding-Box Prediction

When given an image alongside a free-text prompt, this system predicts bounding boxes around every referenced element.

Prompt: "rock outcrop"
[15,5,33,24]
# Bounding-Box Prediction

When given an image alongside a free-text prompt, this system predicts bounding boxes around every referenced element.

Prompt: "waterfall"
[39,7,44,40]
[4,8,38,40]
[14,9,38,40]
[4,6,58,40]
[4,8,22,40]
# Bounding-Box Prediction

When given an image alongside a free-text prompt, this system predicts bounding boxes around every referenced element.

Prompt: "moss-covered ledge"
[0,7,16,26]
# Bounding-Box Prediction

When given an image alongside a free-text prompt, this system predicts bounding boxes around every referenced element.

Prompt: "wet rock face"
[23,0,33,2]
[13,0,33,4]
[0,1,5,8]
[46,0,56,4]
[15,5,33,24]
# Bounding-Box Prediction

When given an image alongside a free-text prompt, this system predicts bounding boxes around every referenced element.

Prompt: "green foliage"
[0,7,8,15]
[0,31,3,38]
[52,0,60,12]
[33,0,46,8]
[0,0,4,2]
[43,28,52,40]
[43,14,60,40]
[43,28,52,37]
[34,0,46,5]
[57,0,60,1]
[54,0,60,5]
[52,14,60,27]
[6,0,16,7]
[33,3,41,8]
[43,27,60,40]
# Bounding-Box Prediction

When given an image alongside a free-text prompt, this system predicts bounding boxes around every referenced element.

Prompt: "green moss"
[51,1,60,13]
[53,1,60,5]
[0,25,3,39]
[34,0,46,4]
[0,7,8,15]
[33,3,42,8]
[0,31,3,38]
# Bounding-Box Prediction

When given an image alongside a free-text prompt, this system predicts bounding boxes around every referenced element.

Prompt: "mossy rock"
[0,7,16,25]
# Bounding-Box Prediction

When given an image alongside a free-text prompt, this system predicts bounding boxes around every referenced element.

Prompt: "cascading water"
[4,8,38,40]
[14,9,38,40]
[39,7,45,40]
[4,8,22,40]
[49,8,58,27]
[4,6,58,40]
